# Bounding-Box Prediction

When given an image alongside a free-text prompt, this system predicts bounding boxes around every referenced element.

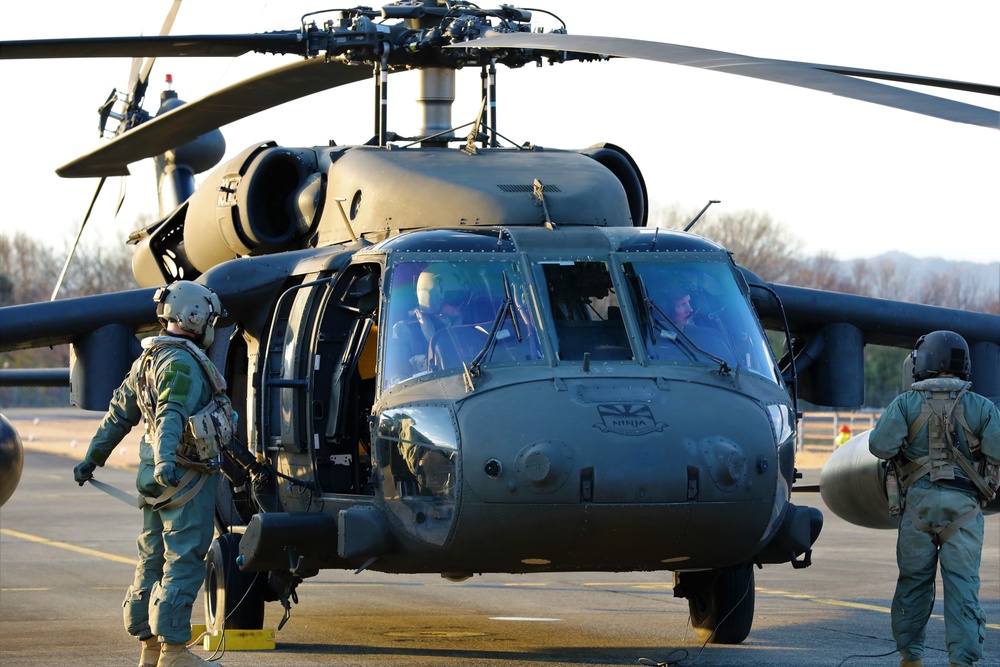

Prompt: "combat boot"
[898,659,923,667]
[139,636,161,667]
[157,643,218,667]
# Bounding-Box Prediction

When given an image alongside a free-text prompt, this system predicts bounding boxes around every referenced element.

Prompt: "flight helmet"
[912,330,970,381]
[416,265,471,315]
[661,273,697,303]
[153,281,225,349]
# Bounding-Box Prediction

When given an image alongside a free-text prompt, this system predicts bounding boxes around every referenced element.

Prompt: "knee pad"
[123,585,152,637]
[149,582,195,645]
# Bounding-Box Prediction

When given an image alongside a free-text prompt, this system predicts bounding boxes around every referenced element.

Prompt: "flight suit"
[81,334,220,647]
[870,377,1000,666]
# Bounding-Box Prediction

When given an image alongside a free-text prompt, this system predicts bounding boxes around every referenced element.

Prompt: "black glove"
[73,460,97,486]
[154,461,181,487]
[250,463,272,489]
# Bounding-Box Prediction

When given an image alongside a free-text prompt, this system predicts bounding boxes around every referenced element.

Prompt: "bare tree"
[790,252,855,292]
[0,229,137,406]
[913,269,991,312]
[58,238,137,297]
[0,231,61,304]
[845,256,998,315]
[652,206,804,283]
[849,257,911,299]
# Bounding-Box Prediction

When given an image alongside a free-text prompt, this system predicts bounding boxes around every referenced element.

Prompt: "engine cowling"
[183,143,323,271]
[131,143,325,287]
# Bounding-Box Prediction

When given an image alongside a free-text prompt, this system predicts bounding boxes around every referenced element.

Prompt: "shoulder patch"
[158,362,193,403]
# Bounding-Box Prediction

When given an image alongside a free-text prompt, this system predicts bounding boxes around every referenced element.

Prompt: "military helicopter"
[1,0,999,647]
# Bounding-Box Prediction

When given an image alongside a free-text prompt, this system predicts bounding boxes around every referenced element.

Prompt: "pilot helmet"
[912,330,970,381]
[153,280,225,349]
[416,265,470,314]
[662,274,696,305]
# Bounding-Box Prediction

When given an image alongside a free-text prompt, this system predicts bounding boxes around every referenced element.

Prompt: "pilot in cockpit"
[391,264,472,378]
[414,265,471,336]
[653,275,732,363]
[656,276,697,331]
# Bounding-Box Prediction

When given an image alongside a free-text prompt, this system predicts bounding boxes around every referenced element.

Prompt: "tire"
[205,532,266,632]
[684,565,755,644]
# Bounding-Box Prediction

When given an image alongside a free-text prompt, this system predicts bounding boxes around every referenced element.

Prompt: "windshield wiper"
[469,270,521,377]
[634,276,732,376]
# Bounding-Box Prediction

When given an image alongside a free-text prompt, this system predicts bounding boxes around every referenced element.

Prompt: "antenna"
[684,200,721,231]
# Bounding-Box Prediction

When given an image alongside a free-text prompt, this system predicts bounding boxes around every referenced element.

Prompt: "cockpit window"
[381,260,540,390]
[536,261,632,361]
[623,259,780,383]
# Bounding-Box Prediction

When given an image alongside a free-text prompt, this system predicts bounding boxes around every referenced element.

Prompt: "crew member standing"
[74,281,230,667]
[870,330,1000,667]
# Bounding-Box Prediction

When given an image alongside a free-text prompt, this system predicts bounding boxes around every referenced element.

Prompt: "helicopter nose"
[458,379,771,506]
[449,377,779,570]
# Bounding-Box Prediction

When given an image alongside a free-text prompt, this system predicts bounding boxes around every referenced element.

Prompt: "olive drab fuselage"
[235,225,804,576]
[4,2,1000,649]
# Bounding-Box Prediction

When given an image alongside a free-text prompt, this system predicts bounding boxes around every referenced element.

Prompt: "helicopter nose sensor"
[513,440,573,492]
[698,436,748,491]
[483,458,502,478]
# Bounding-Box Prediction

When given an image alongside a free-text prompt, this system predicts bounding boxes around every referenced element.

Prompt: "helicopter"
[1,0,999,647]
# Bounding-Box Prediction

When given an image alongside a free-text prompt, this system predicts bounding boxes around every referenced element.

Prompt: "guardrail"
[797,411,881,451]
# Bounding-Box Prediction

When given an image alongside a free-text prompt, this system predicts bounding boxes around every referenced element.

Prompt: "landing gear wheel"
[684,564,755,644]
[205,532,266,632]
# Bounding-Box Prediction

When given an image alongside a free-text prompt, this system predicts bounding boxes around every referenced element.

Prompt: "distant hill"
[875,251,998,285]
[842,252,999,307]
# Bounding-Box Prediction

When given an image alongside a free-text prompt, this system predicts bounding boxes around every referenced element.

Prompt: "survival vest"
[893,378,997,503]
[136,335,234,466]
[886,378,999,542]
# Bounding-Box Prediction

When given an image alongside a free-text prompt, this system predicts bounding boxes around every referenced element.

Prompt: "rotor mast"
[404,2,458,148]
[417,68,457,146]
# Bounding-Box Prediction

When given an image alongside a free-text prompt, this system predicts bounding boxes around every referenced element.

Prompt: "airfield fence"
[797,411,881,452]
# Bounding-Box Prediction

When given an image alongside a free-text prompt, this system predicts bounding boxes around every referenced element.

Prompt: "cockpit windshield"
[622,258,780,383]
[381,260,540,391]
[534,261,632,361]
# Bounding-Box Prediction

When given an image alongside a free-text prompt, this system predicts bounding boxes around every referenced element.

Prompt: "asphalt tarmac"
[2,444,998,666]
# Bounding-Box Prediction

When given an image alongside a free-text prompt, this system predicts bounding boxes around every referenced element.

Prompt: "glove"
[250,463,272,489]
[154,461,181,488]
[73,460,97,486]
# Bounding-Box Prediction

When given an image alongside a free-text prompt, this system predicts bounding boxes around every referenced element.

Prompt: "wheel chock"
[189,624,209,644]
[188,624,276,651]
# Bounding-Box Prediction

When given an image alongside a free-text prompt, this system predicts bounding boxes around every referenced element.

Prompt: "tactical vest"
[136,336,234,464]
[894,378,996,504]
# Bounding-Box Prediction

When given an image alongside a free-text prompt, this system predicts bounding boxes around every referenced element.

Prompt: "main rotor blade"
[51,177,106,301]
[58,58,371,178]
[0,32,305,59]
[458,33,1000,130]
[139,0,185,86]
[808,65,999,98]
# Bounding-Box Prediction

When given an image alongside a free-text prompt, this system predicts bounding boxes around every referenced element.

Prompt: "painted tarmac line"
[758,587,1000,631]
[3,532,996,633]
[501,582,549,587]
[0,528,137,566]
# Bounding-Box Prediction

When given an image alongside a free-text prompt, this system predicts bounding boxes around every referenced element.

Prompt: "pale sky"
[1,0,998,266]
